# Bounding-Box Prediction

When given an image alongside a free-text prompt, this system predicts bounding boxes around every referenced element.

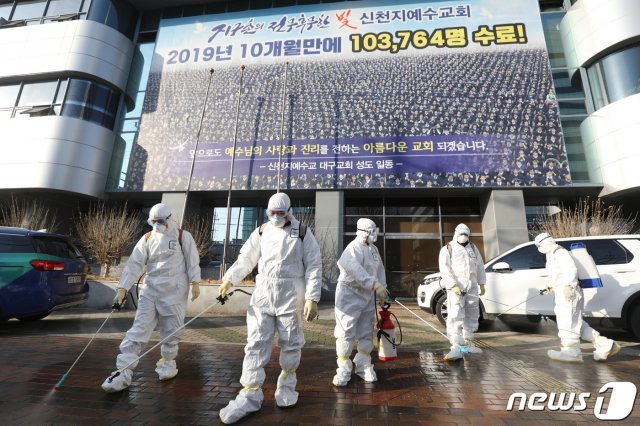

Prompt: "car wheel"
[630,304,640,339]
[434,292,448,326]
[17,312,50,321]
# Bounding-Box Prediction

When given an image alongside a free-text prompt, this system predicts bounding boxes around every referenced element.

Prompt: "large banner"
[126,0,570,191]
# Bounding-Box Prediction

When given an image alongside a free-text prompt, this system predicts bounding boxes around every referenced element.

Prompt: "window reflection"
[587,43,640,110]
[0,77,119,128]
[45,0,82,16]
[0,0,135,40]
[10,0,47,21]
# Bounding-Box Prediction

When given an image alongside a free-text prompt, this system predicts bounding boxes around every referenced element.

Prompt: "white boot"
[275,369,298,408]
[332,356,352,387]
[155,358,178,381]
[101,369,133,392]
[464,339,483,354]
[444,346,463,361]
[219,387,263,424]
[355,365,377,383]
[593,336,620,361]
[548,346,583,363]
[354,351,377,382]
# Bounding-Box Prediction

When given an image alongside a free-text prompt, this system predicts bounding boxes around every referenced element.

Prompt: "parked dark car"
[0,227,89,321]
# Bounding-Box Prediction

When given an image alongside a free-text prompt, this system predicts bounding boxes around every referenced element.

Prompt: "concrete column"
[314,191,344,300]
[481,190,529,259]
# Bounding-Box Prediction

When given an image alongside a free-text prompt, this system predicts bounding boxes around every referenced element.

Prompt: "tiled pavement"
[0,300,639,425]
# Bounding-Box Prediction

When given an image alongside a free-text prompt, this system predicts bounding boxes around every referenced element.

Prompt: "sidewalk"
[0,300,639,424]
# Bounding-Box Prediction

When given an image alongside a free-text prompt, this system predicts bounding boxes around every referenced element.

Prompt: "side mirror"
[492,262,511,272]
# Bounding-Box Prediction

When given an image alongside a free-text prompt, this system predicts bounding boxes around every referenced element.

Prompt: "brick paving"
[0,300,639,424]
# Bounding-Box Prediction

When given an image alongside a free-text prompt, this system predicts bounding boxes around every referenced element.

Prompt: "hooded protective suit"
[102,203,201,392]
[535,233,619,362]
[438,223,486,360]
[333,218,387,386]
[219,193,322,424]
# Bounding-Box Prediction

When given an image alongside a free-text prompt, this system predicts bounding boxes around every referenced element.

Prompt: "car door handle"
[614,268,635,273]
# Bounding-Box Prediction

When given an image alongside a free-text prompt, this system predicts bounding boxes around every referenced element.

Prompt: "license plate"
[67,275,82,284]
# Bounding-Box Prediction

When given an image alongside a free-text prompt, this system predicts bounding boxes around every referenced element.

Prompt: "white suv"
[417,235,640,338]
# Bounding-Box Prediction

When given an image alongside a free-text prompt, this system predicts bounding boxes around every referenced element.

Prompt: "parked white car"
[417,235,640,338]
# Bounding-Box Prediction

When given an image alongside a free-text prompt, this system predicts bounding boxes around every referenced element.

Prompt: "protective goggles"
[268,209,288,217]
[150,218,168,225]
[358,228,376,235]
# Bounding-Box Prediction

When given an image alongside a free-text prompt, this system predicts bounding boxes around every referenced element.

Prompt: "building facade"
[1,0,639,296]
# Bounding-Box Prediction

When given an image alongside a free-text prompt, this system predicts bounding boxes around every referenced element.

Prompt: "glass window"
[62,78,120,129]
[182,4,203,17]
[385,217,439,233]
[558,99,587,115]
[17,80,58,106]
[204,2,226,14]
[385,238,442,293]
[495,244,546,270]
[122,118,139,132]
[344,216,383,231]
[162,7,181,19]
[250,0,272,9]
[128,90,145,117]
[587,43,640,110]
[0,3,14,20]
[552,70,583,99]
[140,10,160,32]
[105,0,136,39]
[45,0,82,16]
[87,0,136,39]
[0,84,20,108]
[558,239,632,265]
[11,0,47,20]
[440,198,480,215]
[0,234,34,253]
[227,0,249,12]
[385,199,438,216]
[32,236,79,258]
[441,217,482,234]
[137,43,156,89]
[541,12,566,68]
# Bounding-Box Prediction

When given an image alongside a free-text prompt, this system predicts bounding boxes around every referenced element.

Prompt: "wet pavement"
[0,300,639,425]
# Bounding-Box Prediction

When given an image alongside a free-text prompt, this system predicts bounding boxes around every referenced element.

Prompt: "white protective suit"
[101,204,201,392]
[438,224,486,359]
[219,193,322,424]
[333,218,387,386]
[535,233,619,362]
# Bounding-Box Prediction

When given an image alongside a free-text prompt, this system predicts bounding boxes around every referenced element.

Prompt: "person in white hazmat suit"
[534,233,620,362]
[333,218,389,387]
[217,192,322,424]
[101,203,201,392]
[439,223,486,361]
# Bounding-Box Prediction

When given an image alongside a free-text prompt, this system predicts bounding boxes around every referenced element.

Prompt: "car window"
[492,244,546,270]
[558,239,632,265]
[0,234,34,253]
[32,236,80,258]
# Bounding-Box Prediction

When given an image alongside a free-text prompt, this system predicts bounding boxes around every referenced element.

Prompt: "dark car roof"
[0,226,66,238]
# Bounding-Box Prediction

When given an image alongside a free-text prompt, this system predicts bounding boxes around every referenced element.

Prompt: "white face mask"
[456,234,469,244]
[269,215,286,227]
[368,229,378,243]
[153,223,167,233]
